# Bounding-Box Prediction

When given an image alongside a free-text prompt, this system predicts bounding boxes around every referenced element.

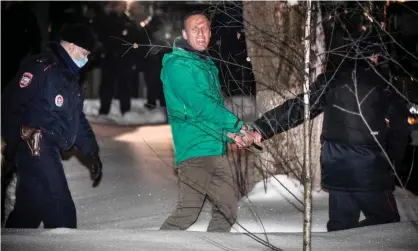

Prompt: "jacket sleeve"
[254,73,328,140]
[1,60,44,144]
[74,109,99,156]
[166,60,243,139]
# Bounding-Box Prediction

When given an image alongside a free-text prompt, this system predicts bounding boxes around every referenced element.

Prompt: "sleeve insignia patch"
[19,72,33,88]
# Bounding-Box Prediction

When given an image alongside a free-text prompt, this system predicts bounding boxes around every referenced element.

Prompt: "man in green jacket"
[159,12,247,232]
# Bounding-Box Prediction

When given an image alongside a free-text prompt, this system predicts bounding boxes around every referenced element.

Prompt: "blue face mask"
[72,47,88,68]
[73,57,88,68]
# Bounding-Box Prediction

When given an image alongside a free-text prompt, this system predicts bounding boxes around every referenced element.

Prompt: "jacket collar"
[50,42,81,76]
[172,37,210,60]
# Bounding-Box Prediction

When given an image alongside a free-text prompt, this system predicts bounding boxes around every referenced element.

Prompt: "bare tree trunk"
[225,95,257,199]
[242,1,324,187]
[302,1,312,250]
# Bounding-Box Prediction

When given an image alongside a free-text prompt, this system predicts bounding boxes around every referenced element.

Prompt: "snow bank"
[2,222,418,251]
[83,99,167,126]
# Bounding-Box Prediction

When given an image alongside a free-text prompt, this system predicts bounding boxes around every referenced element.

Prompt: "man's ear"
[182,30,188,40]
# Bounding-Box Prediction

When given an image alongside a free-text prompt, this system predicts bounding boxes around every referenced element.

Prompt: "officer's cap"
[60,23,96,52]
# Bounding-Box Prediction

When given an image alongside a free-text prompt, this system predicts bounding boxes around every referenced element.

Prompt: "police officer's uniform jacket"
[2,42,98,156]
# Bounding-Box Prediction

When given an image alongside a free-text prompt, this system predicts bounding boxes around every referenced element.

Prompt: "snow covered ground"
[2,121,418,250]
[3,222,418,251]
[83,99,167,126]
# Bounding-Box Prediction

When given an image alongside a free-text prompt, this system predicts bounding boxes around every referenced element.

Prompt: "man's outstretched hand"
[89,155,103,187]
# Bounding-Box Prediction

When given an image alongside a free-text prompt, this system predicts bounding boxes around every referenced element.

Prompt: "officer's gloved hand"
[89,155,102,188]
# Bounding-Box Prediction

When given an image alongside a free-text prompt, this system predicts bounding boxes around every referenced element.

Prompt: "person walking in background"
[96,1,144,121]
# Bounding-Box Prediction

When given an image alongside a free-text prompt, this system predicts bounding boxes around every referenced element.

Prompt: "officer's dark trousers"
[5,141,76,228]
[99,60,133,115]
[327,190,400,231]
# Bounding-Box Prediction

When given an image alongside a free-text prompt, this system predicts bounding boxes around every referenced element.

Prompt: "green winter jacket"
[161,37,243,166]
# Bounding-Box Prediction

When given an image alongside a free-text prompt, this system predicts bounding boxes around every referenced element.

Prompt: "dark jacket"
[254,62,410,192]
[98,12,145,68]
[1,43,99,157]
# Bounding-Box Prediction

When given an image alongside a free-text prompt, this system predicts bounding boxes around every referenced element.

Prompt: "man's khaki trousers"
[160,155,237,232]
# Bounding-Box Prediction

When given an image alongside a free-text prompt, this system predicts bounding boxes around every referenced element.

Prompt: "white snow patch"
[43,228,76,235]
[287,0,298,6]
[83,99,167,126]
[245,174,328,202]
[3,223,418,251]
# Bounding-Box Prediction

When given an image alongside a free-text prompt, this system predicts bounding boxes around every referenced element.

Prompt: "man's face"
[182,14,211,51]
[367,54,379,65]
[70,44,90,61]
[68,43,90,67]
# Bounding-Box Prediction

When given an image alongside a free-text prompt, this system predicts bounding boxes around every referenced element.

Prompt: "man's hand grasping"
[227,125,264,149]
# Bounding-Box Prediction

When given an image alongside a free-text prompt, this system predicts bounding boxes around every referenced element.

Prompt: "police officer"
[1,23,103,229]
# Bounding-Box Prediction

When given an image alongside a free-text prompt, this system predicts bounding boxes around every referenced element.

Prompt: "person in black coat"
[1,24,103,228]
[96,1,145,117]
[232,52,410,231]
[230,5,412,231]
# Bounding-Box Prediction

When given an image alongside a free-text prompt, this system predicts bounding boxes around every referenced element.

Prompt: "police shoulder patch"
[19,72,33,88]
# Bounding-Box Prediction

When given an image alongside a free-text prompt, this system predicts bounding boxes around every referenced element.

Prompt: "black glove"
[89,155,102,187]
